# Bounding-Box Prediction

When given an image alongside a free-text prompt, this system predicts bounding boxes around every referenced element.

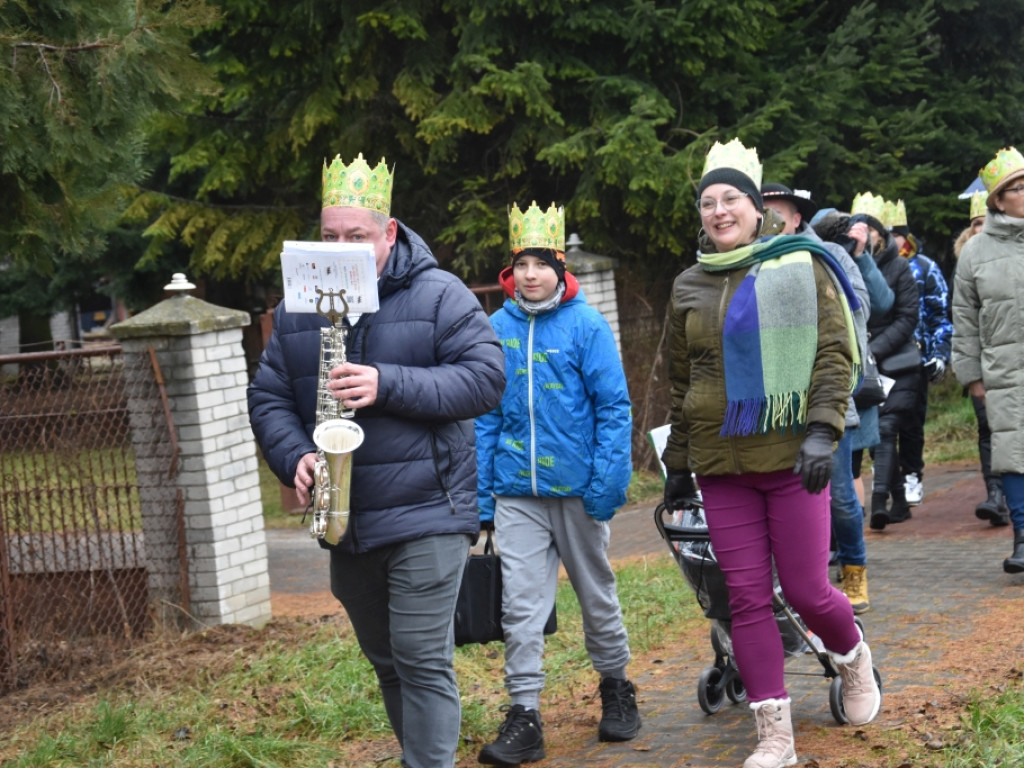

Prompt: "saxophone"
[310,288,365,545]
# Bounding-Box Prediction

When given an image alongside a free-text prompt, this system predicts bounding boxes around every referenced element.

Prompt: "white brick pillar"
[565,233,622,354]
[109,275,271,629]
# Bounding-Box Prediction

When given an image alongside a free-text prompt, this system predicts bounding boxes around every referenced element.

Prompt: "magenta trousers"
[697,469,861,702]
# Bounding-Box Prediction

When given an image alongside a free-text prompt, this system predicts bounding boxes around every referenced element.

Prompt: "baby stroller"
[654,500,880,724]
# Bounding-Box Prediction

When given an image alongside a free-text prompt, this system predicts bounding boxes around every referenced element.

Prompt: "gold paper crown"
[969,190,987,220]
[509,201,565,253]
[887,199,907,229]
[701,138,763,188]
[881,200,897,229]
[979,147,1024,196]
[851,192,887,223]
[322,153,393,214]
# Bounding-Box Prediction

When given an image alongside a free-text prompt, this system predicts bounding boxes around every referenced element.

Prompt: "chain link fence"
[0,346,179,694]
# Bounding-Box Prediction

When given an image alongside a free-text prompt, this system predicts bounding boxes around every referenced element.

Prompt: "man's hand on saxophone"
[327,362,379,409]
[294,453,317,507]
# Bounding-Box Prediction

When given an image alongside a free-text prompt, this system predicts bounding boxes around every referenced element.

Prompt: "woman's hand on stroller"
[664,469,699,512]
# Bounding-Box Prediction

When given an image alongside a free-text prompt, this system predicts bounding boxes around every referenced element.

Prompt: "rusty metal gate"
[0,345,180,694]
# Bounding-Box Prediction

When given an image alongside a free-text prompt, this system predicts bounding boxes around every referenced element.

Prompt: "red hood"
[498,265,580,302]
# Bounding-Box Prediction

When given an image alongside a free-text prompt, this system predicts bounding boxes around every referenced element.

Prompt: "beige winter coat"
[952,212,1024,474]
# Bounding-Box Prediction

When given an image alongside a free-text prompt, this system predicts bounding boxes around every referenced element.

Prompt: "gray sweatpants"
[495,496,631,709]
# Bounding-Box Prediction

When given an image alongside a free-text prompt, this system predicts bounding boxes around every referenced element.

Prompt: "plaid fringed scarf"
[699,235,862,437]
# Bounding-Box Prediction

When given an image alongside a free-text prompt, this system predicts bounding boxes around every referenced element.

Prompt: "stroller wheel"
[828,675,848,724]
[697,666,725,714]
[829,666,883,724]
[854,616,866,638]
[726,673,747,704]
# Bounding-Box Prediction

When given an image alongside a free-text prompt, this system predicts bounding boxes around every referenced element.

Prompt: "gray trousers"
[330,533,470,768]
[495,496,631,708]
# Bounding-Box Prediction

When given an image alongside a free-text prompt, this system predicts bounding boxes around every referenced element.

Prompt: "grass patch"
[942,687,1024,767]
[257,453,301,530]
[0,558,701,767]
[0,447,142,533]
[922,375,981,464]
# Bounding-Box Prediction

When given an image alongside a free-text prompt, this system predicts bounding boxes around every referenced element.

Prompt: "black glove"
[664,469,698,512]
[794,423,835,494]
[926,357,947,383]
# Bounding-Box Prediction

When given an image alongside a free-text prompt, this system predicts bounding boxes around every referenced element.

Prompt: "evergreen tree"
[0,0,217,345]
[132,0,1024,292]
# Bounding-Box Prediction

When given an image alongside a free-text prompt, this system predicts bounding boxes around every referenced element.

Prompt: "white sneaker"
[904,473,923,506]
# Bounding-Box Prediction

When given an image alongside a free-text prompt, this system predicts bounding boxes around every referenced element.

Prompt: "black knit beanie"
[890,225,910,237]
[849,212,887,237]
[697,168,764,212]
[512,247,567,282]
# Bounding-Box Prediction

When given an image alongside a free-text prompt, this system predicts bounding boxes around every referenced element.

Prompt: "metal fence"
[0,345,180,694]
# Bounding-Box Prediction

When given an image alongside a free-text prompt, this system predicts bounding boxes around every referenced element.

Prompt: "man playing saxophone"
[247,153,505,768]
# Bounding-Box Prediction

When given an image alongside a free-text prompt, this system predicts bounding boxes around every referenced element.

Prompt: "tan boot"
[840,564,869,614]
[830,640,881,726]
[743,697,796,768]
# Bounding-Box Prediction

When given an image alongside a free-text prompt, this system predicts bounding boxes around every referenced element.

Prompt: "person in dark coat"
[247,153,505,768]
[888,200,953,509]
[848,194,921,530]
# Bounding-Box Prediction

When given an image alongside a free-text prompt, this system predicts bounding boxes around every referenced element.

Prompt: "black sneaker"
[478,704,545,766]
[597,678,641,742]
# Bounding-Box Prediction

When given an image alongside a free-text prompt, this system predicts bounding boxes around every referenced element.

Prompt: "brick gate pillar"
[110,274,271,629]
[565,233,622,354]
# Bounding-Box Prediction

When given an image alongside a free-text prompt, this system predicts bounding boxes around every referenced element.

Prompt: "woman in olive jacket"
[662,141,880,768]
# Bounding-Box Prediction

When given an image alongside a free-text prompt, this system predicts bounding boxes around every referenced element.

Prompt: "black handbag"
[853,348,887,409]
[877,338,922,377]
[453,530,557,646]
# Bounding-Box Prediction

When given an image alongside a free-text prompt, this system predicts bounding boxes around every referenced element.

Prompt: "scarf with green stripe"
[699,235,861,437]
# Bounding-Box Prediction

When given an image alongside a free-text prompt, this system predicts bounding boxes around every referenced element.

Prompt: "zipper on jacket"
[527,316,538,497]
[429,426,457,515]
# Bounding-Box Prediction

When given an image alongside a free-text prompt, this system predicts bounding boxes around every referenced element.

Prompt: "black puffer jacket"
[247,221,505,553]
[867,235,920,414]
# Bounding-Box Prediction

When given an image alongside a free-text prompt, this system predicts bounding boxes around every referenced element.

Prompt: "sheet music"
[280,241,379,314]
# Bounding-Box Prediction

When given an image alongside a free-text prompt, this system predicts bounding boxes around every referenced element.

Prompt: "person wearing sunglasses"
[952,146,1024,573]
[662,139,881,768]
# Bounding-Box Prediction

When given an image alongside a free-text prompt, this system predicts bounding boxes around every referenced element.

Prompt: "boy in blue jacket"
[475,202,638,766]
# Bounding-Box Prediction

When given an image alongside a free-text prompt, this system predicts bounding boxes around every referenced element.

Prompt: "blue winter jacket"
[906,248,953,363]
[247,221,505,553]
[476,269,633,522]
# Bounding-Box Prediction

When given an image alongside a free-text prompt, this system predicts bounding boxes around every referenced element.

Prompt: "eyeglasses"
[1002,184,1024,196]
[697,192,749,215]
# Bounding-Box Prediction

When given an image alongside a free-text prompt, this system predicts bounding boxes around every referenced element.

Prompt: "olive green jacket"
[662,240,852,477]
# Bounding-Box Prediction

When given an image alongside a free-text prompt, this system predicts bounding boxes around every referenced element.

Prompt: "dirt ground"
[3,465,1022,766]
[2,581,1021,767]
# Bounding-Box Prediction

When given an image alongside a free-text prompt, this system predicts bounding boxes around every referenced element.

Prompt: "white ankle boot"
[829,640,881,725]
[743,697,796,768]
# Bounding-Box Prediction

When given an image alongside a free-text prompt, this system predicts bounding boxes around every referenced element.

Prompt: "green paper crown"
[979,147,1024,194]
[851,192,886,223]
[509,201,565,253]
[969,190,987,220]
[322,153,393,214]
[887,199,907,229]
[702,138,762,188]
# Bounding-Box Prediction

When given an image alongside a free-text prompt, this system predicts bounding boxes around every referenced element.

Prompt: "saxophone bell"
[310,418,365,545]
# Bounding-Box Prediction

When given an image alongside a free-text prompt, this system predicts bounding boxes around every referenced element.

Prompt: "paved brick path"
[544,464,1020,767]
[266,463,1023,766]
